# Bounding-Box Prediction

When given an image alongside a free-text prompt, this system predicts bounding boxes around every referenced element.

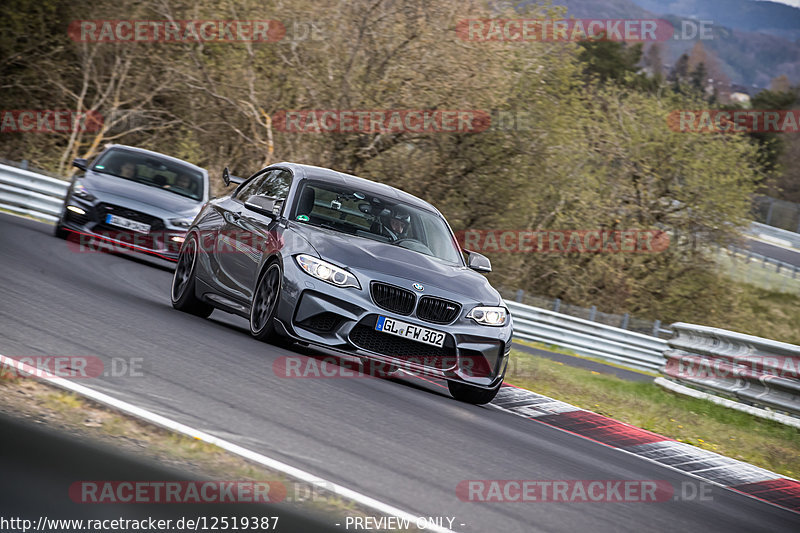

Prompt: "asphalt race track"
[1,212,798,533]
[744,238,800,267]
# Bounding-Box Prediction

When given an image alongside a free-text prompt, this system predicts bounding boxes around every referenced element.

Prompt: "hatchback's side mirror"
[466,250,492,273]
[222,167,231,187]
[72,158,88,171]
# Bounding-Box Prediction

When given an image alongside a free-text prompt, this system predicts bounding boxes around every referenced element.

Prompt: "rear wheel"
[448,379,502,405]
[171,235,213,318]
[250,262,282,342]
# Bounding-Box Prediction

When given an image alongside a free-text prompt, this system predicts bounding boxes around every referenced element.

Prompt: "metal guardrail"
[0,163,68,223]
[505,300,668,372]
[661,323,800,418]
[747,221,800,250]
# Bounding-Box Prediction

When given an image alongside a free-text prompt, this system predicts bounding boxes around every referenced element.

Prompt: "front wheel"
[250,262,282,342]
[171,235,213,318]
[53,213,68,239]
[448,379,502,405]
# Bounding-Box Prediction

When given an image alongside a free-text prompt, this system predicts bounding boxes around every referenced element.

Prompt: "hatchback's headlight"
[295,254,360,289]
[467,306,508,326]
[72,181,96,201]
[169,217,193,228]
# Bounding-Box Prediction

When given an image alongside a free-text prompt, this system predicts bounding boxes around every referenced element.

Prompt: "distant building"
[730,92,752,105]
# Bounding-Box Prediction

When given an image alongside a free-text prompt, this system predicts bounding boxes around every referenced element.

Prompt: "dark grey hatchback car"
[171,163,512,403]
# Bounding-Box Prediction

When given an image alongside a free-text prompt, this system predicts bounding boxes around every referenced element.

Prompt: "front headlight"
[169,217,193,228]
[72,181,96,202]
[295,254,360,289]
[467,306,508,326]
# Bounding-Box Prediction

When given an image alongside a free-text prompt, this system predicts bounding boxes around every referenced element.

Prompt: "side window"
[255,170,292,201]
[235,170,271,203]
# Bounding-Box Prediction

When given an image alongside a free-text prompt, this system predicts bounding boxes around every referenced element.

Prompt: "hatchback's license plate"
[105,214,150,234]
[375,316,445,348]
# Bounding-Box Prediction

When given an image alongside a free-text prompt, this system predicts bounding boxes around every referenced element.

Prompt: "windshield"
[91,149,204,201]
[292,181,464,265]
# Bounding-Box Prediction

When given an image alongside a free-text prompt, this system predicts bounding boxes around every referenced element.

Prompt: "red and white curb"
[489,385,800,513]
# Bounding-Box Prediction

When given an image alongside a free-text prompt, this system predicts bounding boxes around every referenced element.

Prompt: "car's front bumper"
[274,257,512,389]
[59,198,186,261]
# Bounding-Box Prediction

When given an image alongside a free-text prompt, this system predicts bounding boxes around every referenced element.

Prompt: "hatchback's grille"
[97,203,165,230]
[349,324,456,360]
[416,296,461,324]
[370,282,415,315]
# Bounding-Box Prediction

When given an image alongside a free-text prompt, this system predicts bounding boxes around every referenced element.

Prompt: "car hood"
[290,223,501,303]
[81,171,201,215]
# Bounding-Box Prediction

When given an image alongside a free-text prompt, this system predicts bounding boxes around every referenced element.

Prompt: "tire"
[171,234,213,318]
[53,214,68,239]
[249,262,282,342]
[448,378,502,405]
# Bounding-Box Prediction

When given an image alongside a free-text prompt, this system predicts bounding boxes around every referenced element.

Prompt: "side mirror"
[244,196,284,218]
[466,250,492,273]
[72,158,88,171]
[222,167,231,187]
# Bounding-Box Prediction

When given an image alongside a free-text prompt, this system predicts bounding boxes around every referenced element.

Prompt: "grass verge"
[505,348,800,478]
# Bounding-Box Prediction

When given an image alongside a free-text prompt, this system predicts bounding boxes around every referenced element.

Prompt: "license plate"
[105,214,150,234]
[375,316,445,348]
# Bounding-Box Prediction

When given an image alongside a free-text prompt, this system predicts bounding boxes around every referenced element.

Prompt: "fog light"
[66,205,86,215]
[170,235,185,243]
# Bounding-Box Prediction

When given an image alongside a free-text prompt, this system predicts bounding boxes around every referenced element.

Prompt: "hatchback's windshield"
[292,182,463,265]
[91,150,204,201]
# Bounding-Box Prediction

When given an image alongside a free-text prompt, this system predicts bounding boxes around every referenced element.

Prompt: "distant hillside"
[552,0,800,87]
[633,0,800,41]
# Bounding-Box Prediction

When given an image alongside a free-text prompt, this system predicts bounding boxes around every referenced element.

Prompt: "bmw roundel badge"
[413,283,424,291]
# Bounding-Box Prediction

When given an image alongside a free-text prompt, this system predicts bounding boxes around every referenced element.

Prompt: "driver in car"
[383,206,411,240]
[119,161,136,179]
[175,173,193,191]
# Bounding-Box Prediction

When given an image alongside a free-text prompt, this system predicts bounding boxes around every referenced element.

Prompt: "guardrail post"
[515,289,524,303]
[765,198,775,226]
[621,313,629,330]
[553,298,561,313]
[589,305,597,321]
[21,160,28,170]
[652,320,661,337]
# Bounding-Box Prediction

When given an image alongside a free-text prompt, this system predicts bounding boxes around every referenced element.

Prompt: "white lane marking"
[757,234,794,249]
[0,353,457,533]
